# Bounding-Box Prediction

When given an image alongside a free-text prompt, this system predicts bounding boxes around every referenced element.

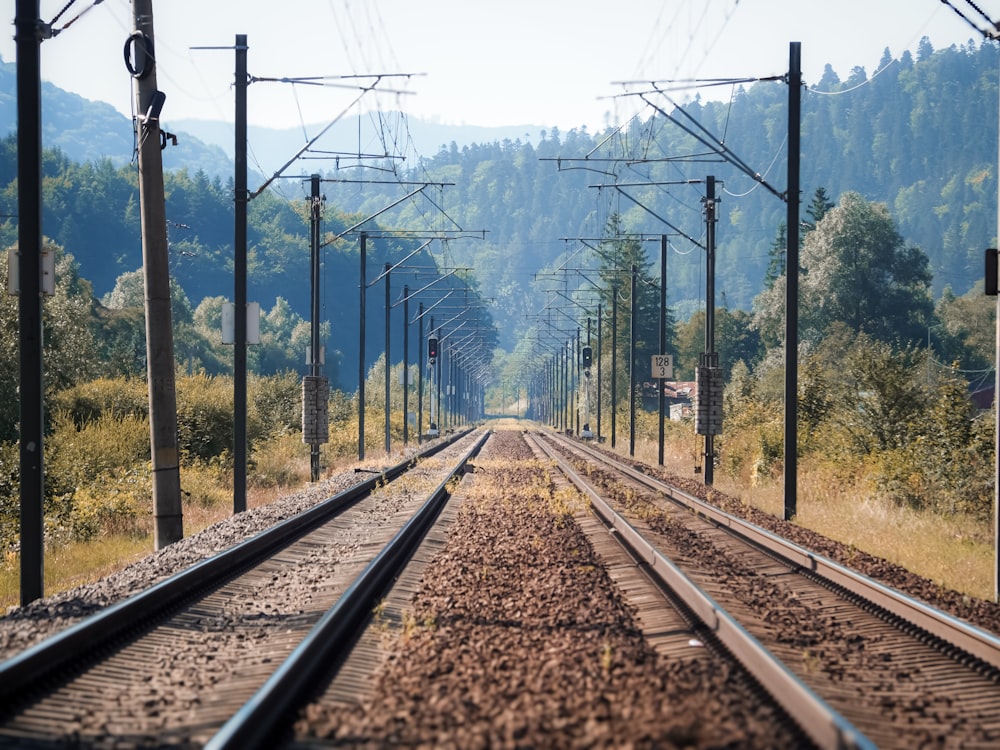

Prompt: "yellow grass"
[0,439,420,612]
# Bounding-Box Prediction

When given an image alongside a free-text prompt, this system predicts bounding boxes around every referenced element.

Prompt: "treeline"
[0,138,491,389]
[321,38,998,343]
[0,39,995,360]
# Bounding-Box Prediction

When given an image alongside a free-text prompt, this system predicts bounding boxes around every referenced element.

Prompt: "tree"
[804,187,834,231]
[764,221,786,290]
[752,192,934,348]
[0,241,99,439]
[594,214,669,413]
[675,308,761,381]
[932,284,995,372]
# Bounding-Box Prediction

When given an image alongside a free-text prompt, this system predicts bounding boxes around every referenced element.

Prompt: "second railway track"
[535,428,1000,749]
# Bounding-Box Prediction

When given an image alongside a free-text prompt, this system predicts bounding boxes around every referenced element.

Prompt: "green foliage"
[49,377,149,428]
[248,372,302,439]
[43,410,151,544]
[175,374,234,463]
[0,441,17,550]
[932,285,995,372]
[51,471,147,543]
[675,308,762,381]
[0,241,101,440]
[753,193,934,347]
[45,410,150,497]
[718,328,994,520]
[870,377,994,519]
[719,359,784,482]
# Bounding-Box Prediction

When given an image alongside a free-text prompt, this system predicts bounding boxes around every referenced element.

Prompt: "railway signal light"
[581,346,592,367]
[428,337,438,362]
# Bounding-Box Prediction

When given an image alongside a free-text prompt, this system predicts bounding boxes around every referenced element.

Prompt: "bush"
[176,373,233,462]
[49,377,148,428]
[251,432,309,488]
[248,372,302,441]
[52,469,149,542]
[0,441,18,551]
[179,460,233,508]
[46,409,151,497]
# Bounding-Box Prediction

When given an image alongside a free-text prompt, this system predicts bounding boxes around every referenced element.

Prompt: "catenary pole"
[308,174,322,481]
[233,35,248,511]
[704,175,717,486]
[358,232,367,460]
[384,263,391,453]
[418,302,425,441]
[15,0,43,604]
[403,285,410,445]
[629,264,637,457]
[597,302,603,441]
[659,234,667,466]
[611,288,618,448]
[994,40,999,603]
[132,0,183,548]
[784,42,802,521]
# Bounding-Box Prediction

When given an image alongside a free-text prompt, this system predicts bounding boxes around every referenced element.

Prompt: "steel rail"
[0,429,473,704]
[548,429,1000,673]
[529,432,875,750]
[206,429,491,750]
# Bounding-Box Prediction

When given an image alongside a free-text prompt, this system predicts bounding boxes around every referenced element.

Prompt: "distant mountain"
[0,56,234,177]
[170,115,545,174]
[0,54,546,180]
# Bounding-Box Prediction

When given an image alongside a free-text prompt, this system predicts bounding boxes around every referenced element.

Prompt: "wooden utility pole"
[130,0,183,547]
[15,0,44,603]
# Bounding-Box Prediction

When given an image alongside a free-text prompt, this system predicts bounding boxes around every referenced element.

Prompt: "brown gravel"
[296,430,801,748]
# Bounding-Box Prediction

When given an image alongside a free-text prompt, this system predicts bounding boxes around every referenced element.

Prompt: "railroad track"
[0,428,488,748]
[534,428,1000,749]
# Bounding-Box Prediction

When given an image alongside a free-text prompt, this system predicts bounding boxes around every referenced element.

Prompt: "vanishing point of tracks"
[0,424,998,748]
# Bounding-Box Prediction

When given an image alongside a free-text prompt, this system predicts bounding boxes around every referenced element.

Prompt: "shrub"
[53,469,149,542]
[0,441,18,551]
[46,409,151,498]
[248,372,302,441]
[49,377,148,428]
[251,432,309,488]
[179,460,233,508]
[176,373,233,462]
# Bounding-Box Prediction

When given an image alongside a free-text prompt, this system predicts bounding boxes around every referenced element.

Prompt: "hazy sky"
[3,0,998,134]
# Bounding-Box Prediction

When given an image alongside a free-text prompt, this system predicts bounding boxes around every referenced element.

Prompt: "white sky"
[3,0,999,133]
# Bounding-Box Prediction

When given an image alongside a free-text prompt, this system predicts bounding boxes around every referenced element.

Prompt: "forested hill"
[0,37,996,360]
[321,38,999,332]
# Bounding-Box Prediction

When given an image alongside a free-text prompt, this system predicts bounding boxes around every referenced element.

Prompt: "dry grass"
[0,438,424,612]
